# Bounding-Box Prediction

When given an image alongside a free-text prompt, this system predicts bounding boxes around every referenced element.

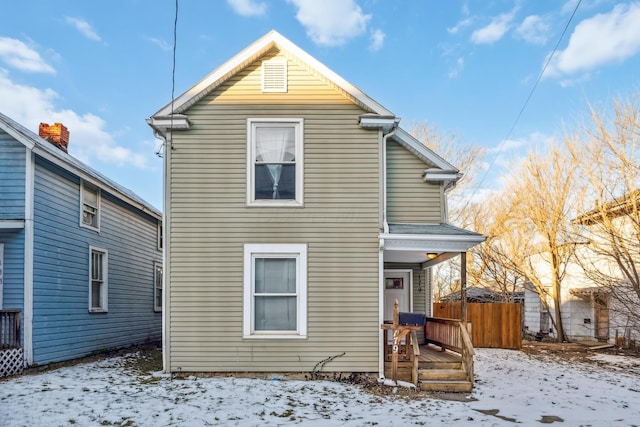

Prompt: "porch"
[382,305,474,392]
[0,310,23,378]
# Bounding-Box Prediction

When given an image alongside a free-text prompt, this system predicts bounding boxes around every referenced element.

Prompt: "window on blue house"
[89,247,108,312]
[81,181,100,230]
[154,262,163,312]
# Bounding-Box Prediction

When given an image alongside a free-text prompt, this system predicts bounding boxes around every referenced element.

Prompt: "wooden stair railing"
[380,299,421,385]
[425,317,475,385]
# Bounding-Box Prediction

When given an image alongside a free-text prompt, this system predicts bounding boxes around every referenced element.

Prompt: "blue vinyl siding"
[31,157,161,364]
[0,230,25,313]
[0,129,26,220]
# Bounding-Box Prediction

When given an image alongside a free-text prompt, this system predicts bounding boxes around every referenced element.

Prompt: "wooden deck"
[418,343,462,364]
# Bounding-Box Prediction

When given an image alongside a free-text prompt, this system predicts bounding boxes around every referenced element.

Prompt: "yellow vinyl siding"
[386,140,444,223]
[167,49,381,372]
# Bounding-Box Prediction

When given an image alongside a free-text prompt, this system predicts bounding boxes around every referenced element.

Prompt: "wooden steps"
[416,346,473,392]
[419,379,473,392]
[419,368,467,381]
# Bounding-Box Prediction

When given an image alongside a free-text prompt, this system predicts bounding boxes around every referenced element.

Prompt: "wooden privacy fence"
[433,302,522,349]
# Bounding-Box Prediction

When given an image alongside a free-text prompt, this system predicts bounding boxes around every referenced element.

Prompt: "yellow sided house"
[148,31,485,391]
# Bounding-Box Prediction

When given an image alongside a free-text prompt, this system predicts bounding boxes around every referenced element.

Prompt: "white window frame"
[243,243,307,339]
[154,261,163,312]
[262,59,287,92]
[247,118,304,207]
[80,181,100,231]
[157,221,163,251]
[89,246,108,313]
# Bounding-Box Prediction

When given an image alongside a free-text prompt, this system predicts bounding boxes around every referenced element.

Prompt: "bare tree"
[409,122,488,300]
[467,195,528,302]
[497,145,583,342]
[569,97,640,342]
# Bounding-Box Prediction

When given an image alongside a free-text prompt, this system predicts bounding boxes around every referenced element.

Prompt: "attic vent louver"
[262,59,287,92]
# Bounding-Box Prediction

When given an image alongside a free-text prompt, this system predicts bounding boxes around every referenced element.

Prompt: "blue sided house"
[0,112,162,374]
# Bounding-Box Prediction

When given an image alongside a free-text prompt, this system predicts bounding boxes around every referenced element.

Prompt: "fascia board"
[0,118,35,150]
[380,232,486,252]
[393,127,458,171]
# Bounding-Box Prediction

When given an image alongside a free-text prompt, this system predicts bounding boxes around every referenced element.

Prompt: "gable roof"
[148,30,462,180]
[151,30,393,119]
[0,112,161,219]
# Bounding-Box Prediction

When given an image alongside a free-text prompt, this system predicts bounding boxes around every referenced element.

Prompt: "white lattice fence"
[0,348,24,377]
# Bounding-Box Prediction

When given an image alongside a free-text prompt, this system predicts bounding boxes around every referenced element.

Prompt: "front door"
[383,270,411,322]
[594,295,609,341]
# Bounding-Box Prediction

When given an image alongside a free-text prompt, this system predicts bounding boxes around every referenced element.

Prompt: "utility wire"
[465,0,582,204]
[155,0,179,158]
[169,0,179,151]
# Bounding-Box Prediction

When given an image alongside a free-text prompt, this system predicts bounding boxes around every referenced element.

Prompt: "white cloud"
[287,0,371,46]
[516,15,550,45]
[448,57,464,78]
[0,37,55,74]
[146,37,172,52]
[546,3,640,77]
[0,70,149,169]
[447,17,473,35]
[470,11,516,44]
[65,17,102,42]
[226,0,267,17]
[369,29,385,51]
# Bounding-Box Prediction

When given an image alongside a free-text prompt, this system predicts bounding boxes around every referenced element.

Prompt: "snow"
[1,348,639,426]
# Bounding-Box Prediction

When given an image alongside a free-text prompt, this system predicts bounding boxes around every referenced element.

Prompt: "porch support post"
[460,252,467,323]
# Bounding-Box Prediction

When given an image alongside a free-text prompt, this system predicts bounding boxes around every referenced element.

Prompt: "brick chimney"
[39,122,69,152]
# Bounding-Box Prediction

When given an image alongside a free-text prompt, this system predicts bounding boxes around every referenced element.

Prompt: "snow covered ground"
[1,347,639,426]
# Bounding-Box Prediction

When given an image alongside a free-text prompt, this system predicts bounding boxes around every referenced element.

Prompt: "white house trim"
[23,148,35,365]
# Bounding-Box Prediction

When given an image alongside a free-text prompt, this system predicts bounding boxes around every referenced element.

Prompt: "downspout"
[378,126,396,379]
[152,126,170,373]
[381,128,396,234]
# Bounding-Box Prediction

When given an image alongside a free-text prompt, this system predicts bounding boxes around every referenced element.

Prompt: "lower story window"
[154,262,163,312]
[89,246,108,312]
[243,244,307,338]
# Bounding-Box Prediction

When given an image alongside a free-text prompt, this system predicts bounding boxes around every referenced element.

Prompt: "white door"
[383,270,411,322]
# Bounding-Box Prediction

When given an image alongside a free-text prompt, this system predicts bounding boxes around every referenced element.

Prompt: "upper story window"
[262,59,287,92]
[89,246,108,312]
[81,181,100,230]
[247,119,304,206]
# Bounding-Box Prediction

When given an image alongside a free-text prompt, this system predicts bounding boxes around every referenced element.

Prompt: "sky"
[2,347,639,425]
[1,0,640,210]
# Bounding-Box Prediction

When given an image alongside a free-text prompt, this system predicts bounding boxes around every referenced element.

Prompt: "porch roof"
[570,287,610,298]
[380,223,486,263]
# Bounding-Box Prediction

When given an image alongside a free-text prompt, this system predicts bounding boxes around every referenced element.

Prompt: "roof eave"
[380,232,486,253]
[146,115,191,137]
[392,127,460,171]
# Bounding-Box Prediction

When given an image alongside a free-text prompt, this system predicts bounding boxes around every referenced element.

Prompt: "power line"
[169,0,179,151]
[157,0,179,158]
[465,0,582,204]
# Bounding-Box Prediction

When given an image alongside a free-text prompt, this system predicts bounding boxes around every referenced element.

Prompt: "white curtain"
[255,127,295,199]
